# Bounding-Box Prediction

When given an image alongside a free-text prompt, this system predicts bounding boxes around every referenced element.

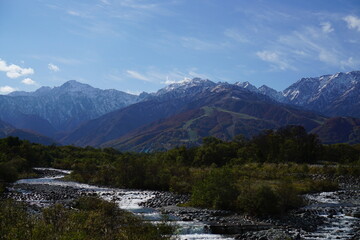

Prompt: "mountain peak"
[283,70,360,117]
[258,85,285,102]
[60,80,93,90]
[155,78,216,96]
[170,77,214,87]
[33,86,52,96]
[52,80,98,96]
[235,81,259,92]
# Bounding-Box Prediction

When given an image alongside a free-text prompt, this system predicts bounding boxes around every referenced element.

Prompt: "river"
[5,168,360,239]
[8,168,234,240]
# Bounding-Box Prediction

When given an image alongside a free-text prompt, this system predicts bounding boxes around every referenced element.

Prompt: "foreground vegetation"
[0,125,360,217]
[0,197,174,240]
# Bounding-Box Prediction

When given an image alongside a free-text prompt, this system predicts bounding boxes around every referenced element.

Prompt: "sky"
[0,0,360,95]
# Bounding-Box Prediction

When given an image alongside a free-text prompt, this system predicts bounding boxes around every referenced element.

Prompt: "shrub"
[0,197,175,240]
[237,182,279,216]
[190,168,237,209]
[236,180,303,216]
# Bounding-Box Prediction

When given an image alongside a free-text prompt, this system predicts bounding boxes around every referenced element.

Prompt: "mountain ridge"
[1,80,140,135]
[0,119,56,145]
[1,71,360,150]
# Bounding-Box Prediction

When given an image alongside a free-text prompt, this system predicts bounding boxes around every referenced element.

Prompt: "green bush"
[237,182,279,216]
[190,167,237,209]
[0,162,18,182]
[236,180,303,216]
[0,197,175,240]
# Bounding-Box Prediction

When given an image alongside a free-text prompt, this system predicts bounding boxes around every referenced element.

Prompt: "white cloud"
[224,29,248,43]
[320,22,334,33]
[256,50,295,71]
[0,86,16,94]
[100,0,110,5]
[126,70,151,82]
[181,37,228,51]
[0,59,34,79]
[188,70,210,80]
[343,15,360,32]
[22,78,36,85]
[121,68,213,85]
[150,69,211,85]
[125,89,141,95]
[48,63,60,72]
[162,78,179,85]
[340,57,359,68]
[318,49,339,65]
[67,10,82,16]
[276,26,359,69]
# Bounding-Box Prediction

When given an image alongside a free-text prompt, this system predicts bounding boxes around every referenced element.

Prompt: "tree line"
[1,125,360,216]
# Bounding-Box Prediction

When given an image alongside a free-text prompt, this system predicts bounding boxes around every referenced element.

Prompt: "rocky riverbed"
[2,169,360,240]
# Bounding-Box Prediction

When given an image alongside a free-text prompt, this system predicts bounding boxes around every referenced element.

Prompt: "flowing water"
[301,191,360,240]
[7,168,360,239]
[9,168,234,240]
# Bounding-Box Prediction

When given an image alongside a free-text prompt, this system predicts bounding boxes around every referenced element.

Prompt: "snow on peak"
[156,78,216,96]
[59,80,94,92]
[235,81,259,92]
[284,70,360,105]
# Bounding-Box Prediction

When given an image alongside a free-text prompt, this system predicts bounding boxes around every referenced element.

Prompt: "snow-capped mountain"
[283,71,360,117]
[0,80,140,136]
[235,81,259,92]
[234,81,285,102]
[154,78,217,100]
[2,71,360,149]
[258,85,285,102]
[63,77,324,149]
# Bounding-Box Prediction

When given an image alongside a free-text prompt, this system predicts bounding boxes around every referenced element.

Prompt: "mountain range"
[0,80,139,137]
[1,71,360,150]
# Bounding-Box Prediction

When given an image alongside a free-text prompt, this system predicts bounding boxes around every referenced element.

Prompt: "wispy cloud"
[125,89,141,95]
[99,0,110,5]
[181,37,228,51]
[271,25,359,69]
[256,50,295,71]
[67,10,83,17]
[48,63,60,72]
[0,86,16,94]
[224,29,249,43]
[320,22,334,33]
[343,15,360,32]
[31,55,83,65]
[110,68,213,85]
[126,70,151,82]
[44,0,175,40]
[22,78,37,85]
[340,57,359,68]
[107,73,124,82]
[0,59,34,79]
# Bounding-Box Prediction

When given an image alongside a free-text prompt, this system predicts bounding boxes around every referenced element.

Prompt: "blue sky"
[1,0,360,95]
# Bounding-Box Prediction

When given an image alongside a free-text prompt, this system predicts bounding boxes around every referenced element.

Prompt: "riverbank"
[139,174,360,239]
[3,168,360,240]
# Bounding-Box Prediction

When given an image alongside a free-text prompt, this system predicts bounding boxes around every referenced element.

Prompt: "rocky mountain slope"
[0,80,139,136]
[311,117,360,144]
[283,71,360,117]
[102,85,326,151]
[60,78,219,146]
[0,119,56,145]
[63,79,328,150]
[235,71,360,119]
[2,71,360,150]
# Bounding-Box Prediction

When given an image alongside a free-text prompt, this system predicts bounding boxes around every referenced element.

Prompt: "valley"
[2,1,359,239]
